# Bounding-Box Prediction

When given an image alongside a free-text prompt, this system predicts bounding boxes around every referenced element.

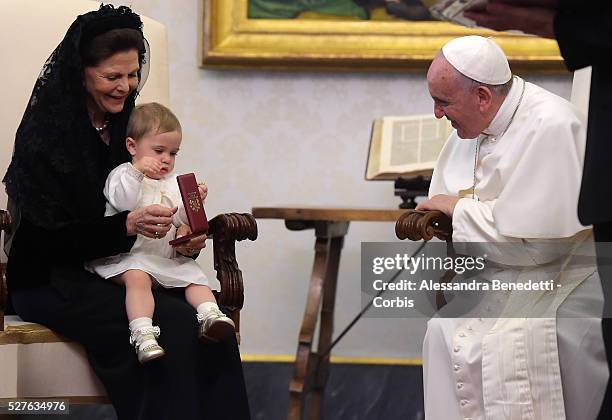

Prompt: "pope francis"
[416,36,607,420]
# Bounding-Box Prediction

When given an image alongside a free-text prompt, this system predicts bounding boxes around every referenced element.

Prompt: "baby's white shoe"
[197,308,235,343]
[130,326,165,363]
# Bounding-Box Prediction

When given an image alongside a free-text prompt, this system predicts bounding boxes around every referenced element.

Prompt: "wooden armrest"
[208,213,257,342]
[0,209,11,332]
[395,209,452,242]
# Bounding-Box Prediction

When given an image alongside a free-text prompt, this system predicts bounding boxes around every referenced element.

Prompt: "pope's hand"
[415,194,459,218]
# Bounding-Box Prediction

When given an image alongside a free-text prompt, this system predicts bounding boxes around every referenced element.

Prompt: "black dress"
[7,139,251,420]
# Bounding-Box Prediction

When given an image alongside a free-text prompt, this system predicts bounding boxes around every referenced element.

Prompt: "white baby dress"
[87,163,208,288]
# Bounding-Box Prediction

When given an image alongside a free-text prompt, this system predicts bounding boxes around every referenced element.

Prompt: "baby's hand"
[197,182,208,202]
[133,157,163,179]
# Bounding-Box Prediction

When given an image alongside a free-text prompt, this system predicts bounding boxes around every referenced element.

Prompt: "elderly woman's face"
[83,49,140,115]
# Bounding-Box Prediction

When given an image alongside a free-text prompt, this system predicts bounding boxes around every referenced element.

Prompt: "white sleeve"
[453,198,534,266]
[104,163,144,212]
[166,175,189,227]
[452,198,577,266]
[452,198,514,243]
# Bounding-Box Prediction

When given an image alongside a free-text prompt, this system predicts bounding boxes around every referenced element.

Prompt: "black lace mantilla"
[3,5,147,229]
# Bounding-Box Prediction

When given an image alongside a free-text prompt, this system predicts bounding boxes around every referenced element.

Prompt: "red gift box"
[169,173,209,246]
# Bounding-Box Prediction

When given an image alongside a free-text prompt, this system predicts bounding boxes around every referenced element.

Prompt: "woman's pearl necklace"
[94,117,109,133]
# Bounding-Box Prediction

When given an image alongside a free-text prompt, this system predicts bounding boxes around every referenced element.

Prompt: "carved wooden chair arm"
[395,209,452,242]
[0,209,11,331]
[208,213,258,341]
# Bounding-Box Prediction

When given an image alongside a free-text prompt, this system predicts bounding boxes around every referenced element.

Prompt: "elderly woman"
[2,5,250,419]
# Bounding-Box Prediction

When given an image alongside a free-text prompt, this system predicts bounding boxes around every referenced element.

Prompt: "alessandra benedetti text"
[372,279,556,292]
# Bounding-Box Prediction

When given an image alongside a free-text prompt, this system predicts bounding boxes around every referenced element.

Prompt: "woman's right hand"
[126,204,178,238]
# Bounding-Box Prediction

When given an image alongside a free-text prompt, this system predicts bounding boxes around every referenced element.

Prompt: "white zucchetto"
[441,36,512,85]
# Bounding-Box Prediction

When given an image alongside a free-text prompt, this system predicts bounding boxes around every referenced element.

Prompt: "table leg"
[287,221,348,420]
[308,235,343,420]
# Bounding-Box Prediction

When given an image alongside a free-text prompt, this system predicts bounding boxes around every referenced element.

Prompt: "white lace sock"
[197,302,219,317]
[129,317,158,349]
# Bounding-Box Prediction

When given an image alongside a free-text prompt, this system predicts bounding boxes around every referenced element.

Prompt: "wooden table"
[251,207,406,420]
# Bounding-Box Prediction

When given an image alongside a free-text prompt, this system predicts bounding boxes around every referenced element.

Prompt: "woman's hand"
[126,204,177,238]
[173,224,207,257]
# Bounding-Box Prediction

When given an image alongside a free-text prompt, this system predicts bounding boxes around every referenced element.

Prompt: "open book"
[423,0,488,27]
[365,115,453,181]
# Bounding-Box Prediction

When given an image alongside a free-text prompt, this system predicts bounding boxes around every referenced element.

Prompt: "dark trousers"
[595,222,612,420]
[11,271,251,420]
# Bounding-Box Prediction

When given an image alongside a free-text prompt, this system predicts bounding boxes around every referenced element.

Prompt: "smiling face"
[127,130,182,179]
[83,49,140,117]
[427,55,494,139]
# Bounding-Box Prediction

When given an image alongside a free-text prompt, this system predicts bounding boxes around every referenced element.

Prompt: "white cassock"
[86,162,209,288]
[423,76,608,420]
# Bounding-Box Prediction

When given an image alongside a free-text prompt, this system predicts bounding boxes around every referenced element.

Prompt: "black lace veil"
[3,5,148,229]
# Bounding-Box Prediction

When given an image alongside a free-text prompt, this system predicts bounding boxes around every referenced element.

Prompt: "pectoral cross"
[458,187,475,198]
[458,136,484,199]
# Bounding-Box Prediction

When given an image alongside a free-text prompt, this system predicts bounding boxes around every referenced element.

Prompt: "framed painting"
[199,0,566,73]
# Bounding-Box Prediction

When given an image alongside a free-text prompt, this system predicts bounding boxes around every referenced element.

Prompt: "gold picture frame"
[200,0,565,73]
